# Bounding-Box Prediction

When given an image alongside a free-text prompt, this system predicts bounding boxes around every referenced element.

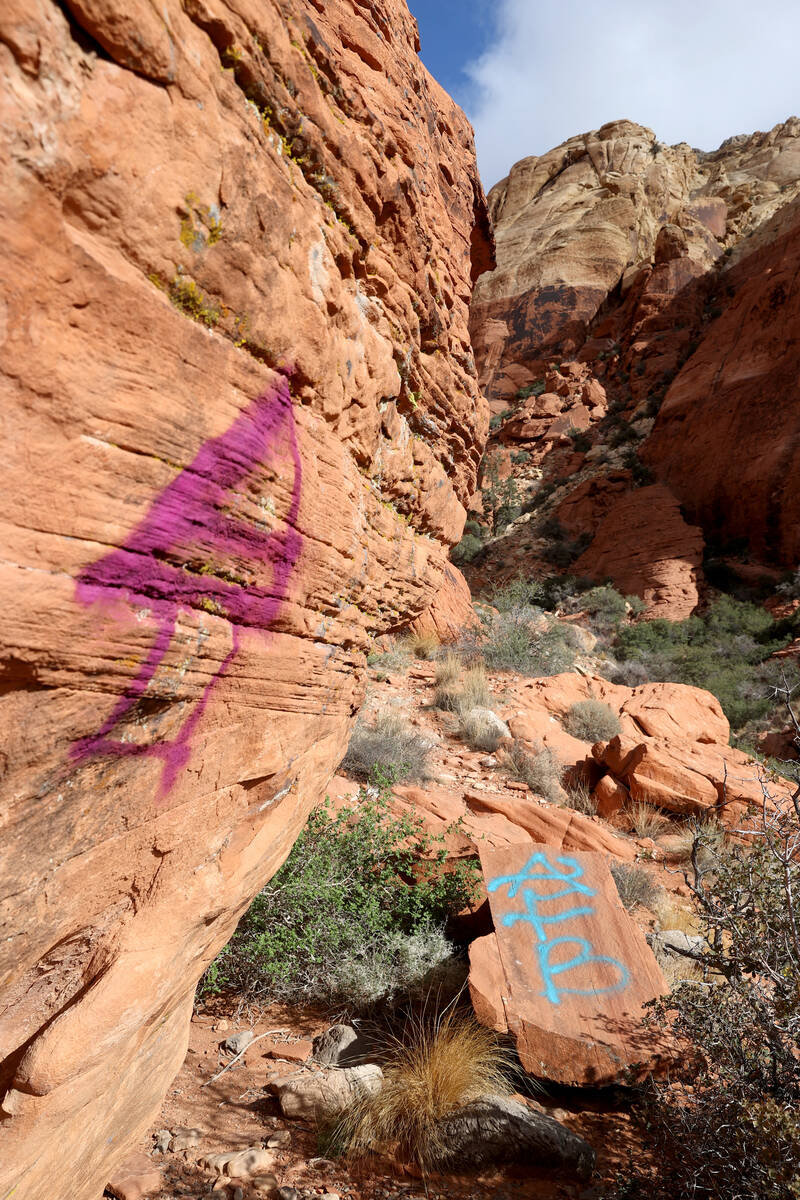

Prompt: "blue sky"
[410,0,800,191]
[411,0,496,111]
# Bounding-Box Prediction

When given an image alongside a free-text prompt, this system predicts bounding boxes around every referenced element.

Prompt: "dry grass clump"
[403,630,440,660]
[341,713,431,783]
[610,862,661,912]
[367,639,412,674]
[325,1010,512,1169]
[562,779,596,814]
[433,659,491,714]
[458,708,504,753]
[563,698,621,743]
[625,801,669,840]
[500,739,563,803]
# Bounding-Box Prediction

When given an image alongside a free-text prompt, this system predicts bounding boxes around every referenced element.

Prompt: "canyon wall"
[468,118,800,599]
[0,2,492,1196]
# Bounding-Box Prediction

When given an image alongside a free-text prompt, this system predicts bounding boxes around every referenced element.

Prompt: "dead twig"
[201,1028,291,1087]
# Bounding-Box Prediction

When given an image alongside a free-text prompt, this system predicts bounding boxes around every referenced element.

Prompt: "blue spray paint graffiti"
[487,852,630,1006]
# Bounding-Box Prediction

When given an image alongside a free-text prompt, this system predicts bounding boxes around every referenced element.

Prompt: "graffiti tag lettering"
[70,372,302,797]
[488,852,629,1006]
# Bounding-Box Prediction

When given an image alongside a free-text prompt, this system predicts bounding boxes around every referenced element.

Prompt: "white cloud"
[467,0,800,189]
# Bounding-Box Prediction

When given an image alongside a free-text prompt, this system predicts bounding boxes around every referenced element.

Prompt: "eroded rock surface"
[467,116,800,602]
[0,2,492,1196]
[472,847,667,1085]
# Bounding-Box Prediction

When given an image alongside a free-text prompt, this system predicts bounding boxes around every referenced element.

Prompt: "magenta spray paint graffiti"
[71,371,302,796]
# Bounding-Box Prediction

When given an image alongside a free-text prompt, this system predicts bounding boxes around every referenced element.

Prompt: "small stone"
[224,1030,255,1055]
[266,1129,291,1149]
[265,1038,313,1064]
[215,1019,230,1031]
[171,1126,204,1152]
[233,1189,245,1200]
[154,1128,172,1154]
[277,1187,300,1200]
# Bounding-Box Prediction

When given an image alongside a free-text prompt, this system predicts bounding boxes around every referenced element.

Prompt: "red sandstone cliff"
[467,118,800,608]
[0,3,492,1195]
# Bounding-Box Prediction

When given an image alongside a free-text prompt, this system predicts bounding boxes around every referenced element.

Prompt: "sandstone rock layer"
[0,3,492,1196]
[467,116,800,600]
[472,846,667,1085]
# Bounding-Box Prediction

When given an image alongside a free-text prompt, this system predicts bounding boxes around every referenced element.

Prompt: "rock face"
[642,196,800,567]
[572,484,704,619]
[0,2,492,1197]
[466,116,800,600]
[472,117,800,404]
[472,846,667,1085]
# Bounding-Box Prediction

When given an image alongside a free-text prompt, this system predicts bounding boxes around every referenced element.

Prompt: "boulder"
[269,1065,383,1121]
[434,1094,595,1178]
[312,1025,372,1068]
[572,485,704,619]
[466,707,512,741]
[404,563,480,644]
[471,846,667,1085]
[0,0,493,1195]
[105,1153,163,1200]
[200,1148,276,1180]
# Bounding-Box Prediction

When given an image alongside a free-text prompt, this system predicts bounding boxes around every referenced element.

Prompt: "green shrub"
[613,595,793,730]
[341,713,431,783]
[198,788,480,1010]
[609,781,800,1198]
[480,611,578,676]
[564,699,621,742]
[517,379,546,400]
[581,585,631,632]
[451,533,483,565]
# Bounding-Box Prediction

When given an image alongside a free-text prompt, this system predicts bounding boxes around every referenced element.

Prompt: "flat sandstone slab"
[472,846,667,1085]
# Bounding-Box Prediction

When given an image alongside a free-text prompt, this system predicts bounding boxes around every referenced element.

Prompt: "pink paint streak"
[71,373,302,796]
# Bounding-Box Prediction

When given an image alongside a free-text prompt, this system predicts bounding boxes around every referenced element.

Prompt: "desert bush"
[581,584,637,633]
[480,610,578,676]
[451,533,483,565]
[625,801,668,840]
[517,379,546,400]
[458,708,505,752]
[528,573,595,612]
[564,699,621,742]
[432,659,490,715]
[501,740,562,802]
[614,595,794,730]
[404,630,440,660]
[777,566,800,600]
[610,862,660,911]
[540,520,592,567]
[604,657,651,687]
[563,779,596,814]
[609,768,800,1199]
[481,454,522,534]
[489,575,538,613]
[368,640,412,673]
[341,713,431,783]
[325,1009,512,1168]
[199,788,480,1011]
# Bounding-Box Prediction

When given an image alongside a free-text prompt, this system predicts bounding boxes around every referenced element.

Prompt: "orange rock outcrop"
[467,117,800,605]
[0,2,492,1196]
